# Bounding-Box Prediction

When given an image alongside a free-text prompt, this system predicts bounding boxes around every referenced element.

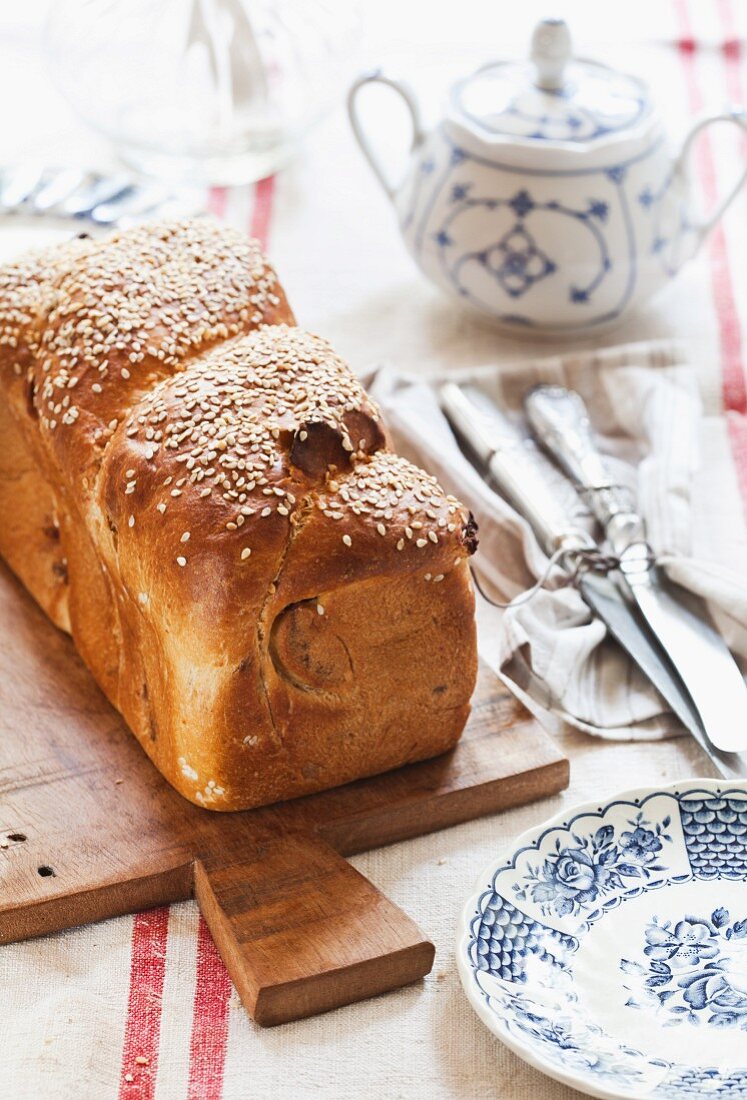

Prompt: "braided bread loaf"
[0,220,477,810]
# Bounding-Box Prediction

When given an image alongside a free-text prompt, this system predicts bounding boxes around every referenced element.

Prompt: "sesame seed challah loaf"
[0,219,478,810]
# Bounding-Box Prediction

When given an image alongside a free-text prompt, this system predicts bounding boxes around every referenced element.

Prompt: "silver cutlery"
[0,165,46,209]
[31,168,89,212]
[441,381,747,778]
[0,165,202,231]
[90,183,172,225]
[525,384,747,757]
[60,173,135,218]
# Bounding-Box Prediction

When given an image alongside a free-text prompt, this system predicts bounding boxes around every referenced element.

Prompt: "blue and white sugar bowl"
[348,18,747,335]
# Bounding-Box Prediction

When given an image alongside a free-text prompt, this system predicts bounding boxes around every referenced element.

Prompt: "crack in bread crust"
[256,490,316,750]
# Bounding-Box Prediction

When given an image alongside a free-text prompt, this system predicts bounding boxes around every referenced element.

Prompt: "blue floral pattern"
[513,811,671,918]
[482,984,650,1090]
[451,62,649,143]
[402,127,671,332]
[459,783,747,1098]
[481,224,556,298]
[621,908,747,1030]
[433,183,613,309]
[636,167,697,277]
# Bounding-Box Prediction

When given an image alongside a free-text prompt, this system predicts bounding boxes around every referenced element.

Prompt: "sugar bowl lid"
[450,18,652,146]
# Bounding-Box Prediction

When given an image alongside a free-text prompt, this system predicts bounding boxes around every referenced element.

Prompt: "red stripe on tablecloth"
[713,0,747,506]
[674,0,747,416]
[717,0,747,173]
[118,907,170,1099]
[717,1,747,145]
[717,0,740,61]
[186,917,233,1100]
[677,0,747,509]
[726,412,747,512]
[249,176,275,250]
[207,187,229,220]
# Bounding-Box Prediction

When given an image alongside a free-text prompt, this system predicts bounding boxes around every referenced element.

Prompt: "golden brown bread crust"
[0,394,70,631]
[0,219,478,810]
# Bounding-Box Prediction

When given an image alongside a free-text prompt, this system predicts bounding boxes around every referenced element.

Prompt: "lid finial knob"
[531,17,572,92]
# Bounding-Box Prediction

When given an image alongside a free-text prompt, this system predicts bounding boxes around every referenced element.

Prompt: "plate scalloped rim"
[456,777,747,1100]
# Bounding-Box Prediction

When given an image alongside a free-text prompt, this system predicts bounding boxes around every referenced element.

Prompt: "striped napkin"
[368,340,747,740]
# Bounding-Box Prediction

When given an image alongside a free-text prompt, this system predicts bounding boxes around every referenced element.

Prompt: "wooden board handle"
[194,834,435,1026]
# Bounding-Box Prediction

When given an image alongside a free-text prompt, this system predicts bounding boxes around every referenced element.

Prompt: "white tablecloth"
[1,2,747,1098]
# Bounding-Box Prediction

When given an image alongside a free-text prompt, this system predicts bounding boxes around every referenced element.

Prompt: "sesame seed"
[180,531,190,543]
[342,534,352,547]
[241,547,251,560]
[416,538,427,548]
[317,603,325,615]
[0,224,473,586]
[434,574,444,582]
[128,515,135,527]
[176,556,187,567]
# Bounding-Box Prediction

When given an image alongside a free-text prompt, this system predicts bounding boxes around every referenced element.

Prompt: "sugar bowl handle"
[347,70,423,202]
[674,107,747,246]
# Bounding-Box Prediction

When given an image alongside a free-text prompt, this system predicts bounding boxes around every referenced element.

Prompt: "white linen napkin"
[366,340,747,741]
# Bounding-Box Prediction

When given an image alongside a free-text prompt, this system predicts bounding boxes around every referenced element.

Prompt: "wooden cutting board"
[0,562,568,1026]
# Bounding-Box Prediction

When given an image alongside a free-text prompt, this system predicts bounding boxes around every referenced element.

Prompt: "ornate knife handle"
[439,382,594,559]
[524,385,645,553]
[485,441,593,559]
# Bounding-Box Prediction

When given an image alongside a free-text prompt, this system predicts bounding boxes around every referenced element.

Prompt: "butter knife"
[441,381,746,777]
[525,384,747,756]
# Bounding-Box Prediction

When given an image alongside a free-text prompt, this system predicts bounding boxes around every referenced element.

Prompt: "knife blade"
[524,383,747,756]
[440,382,747,778]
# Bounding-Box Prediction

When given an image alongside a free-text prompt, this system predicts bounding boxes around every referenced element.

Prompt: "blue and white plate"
[457,781,747,1099]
